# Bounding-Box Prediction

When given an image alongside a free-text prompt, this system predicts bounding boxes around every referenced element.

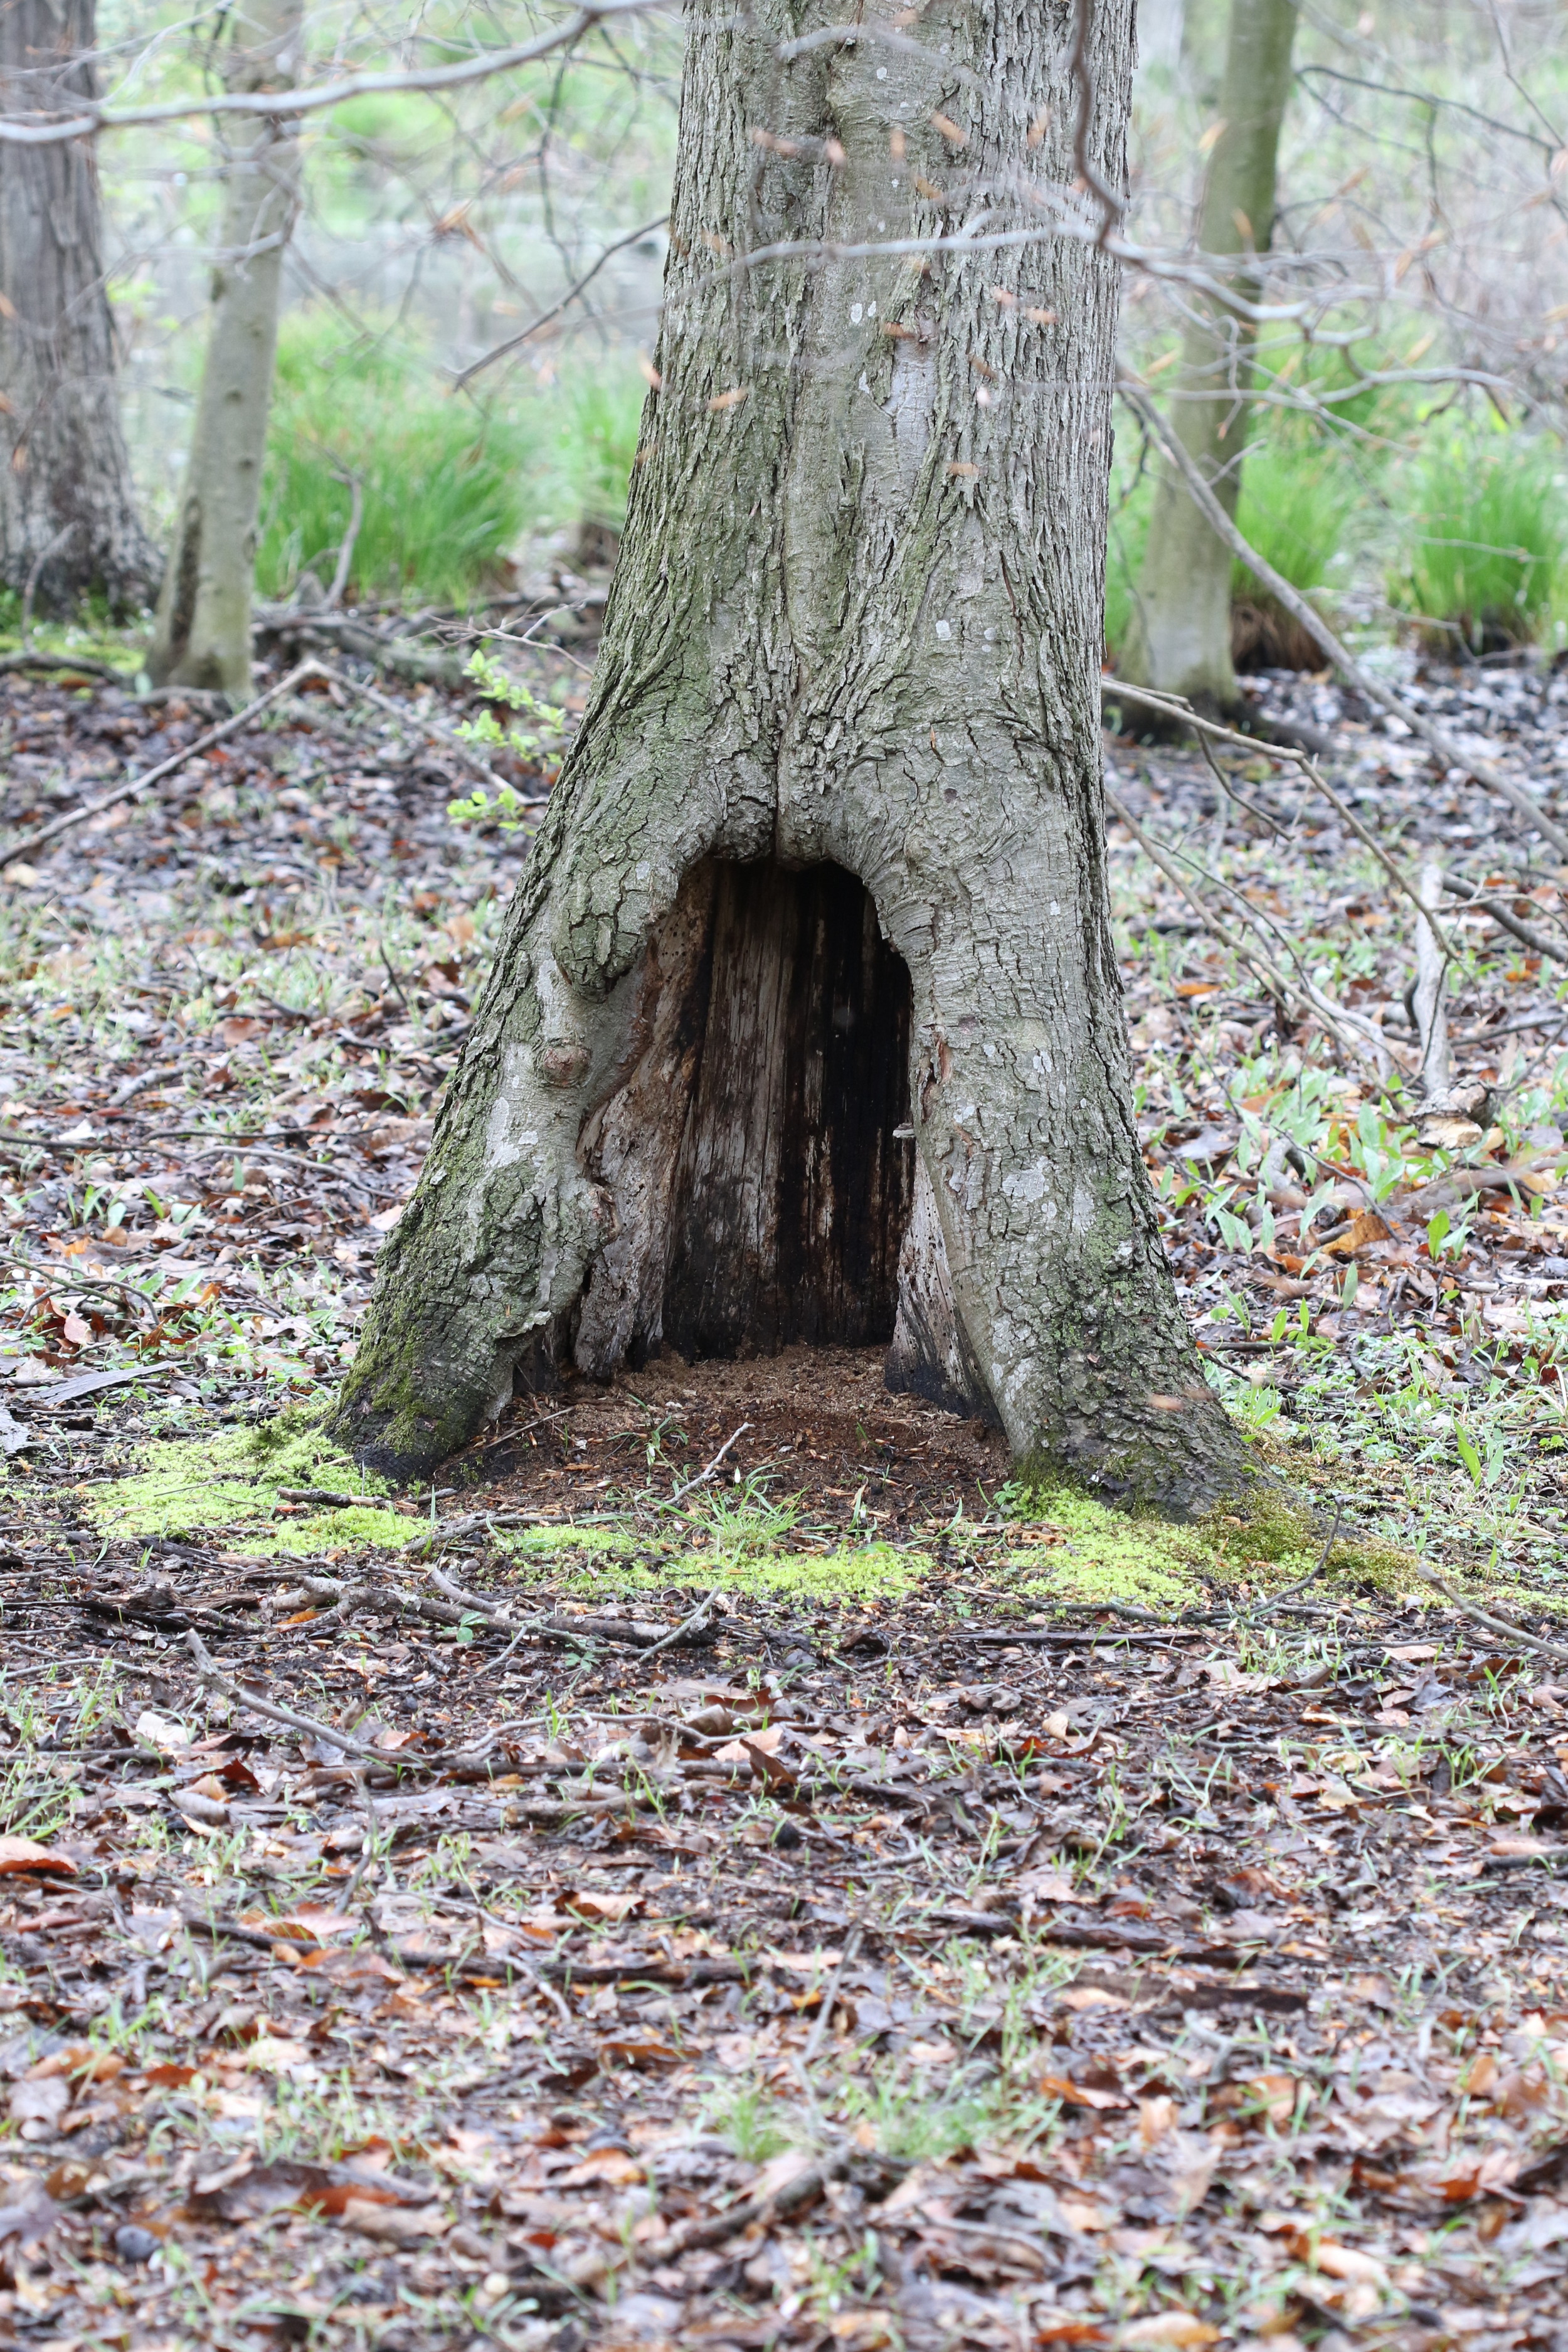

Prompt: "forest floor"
[0,601,1567,2351]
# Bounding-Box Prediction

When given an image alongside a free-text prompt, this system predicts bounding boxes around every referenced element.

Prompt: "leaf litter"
[1,628,1568,2344]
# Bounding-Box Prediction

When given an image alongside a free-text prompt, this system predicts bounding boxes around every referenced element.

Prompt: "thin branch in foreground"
[452,211,669,388]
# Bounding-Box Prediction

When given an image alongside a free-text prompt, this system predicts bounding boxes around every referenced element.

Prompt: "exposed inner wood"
[575,856,919,1372]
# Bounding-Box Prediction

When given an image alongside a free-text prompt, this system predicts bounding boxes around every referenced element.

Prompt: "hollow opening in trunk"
[574,856,917,1372]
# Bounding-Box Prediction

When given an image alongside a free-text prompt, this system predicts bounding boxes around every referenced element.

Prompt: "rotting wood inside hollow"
[573,856,919,1377]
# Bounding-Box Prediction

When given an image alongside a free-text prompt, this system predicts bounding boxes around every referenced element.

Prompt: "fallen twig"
[1410,1565,1568,1668]
[1442,873,1568,973]
[2,659,330,864]
[658,1421,753,1510]
[1241,1500,1345,1624]
[184,1628,405,1762]
[571,2144,855,2289]
[802,1924,862,2065]
[638,1587,723,1660]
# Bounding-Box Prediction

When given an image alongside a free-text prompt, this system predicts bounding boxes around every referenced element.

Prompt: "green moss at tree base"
[85,1406,1439,1609]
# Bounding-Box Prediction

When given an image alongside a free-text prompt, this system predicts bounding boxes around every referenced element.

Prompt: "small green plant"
[1426,1203,1475,1263]
[693,1474,800,1559]
[447,650,569,829]
[1453,1415,1508,1492]
[707,2082,792,2163]
[0,1751,71,1843]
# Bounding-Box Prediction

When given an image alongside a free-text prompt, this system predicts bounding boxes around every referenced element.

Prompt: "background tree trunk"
[332,0,1249,1515]
[0,0,159,612]
[1121,0,1299,712]
[147,0,302,694]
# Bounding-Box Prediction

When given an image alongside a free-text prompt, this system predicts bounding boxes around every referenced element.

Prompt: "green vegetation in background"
[257,312,648,607]
[1104,430,1357,662]
[1104,445,1155,659]
[258,314,531,606]
[1231,440,1359,605]
[1391,429,1568,650]
[551,375,645,536]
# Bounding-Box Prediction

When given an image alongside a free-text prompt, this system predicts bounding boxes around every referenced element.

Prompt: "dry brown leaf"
[0,1836,77,1876]
[8,2078,68,2129]
[1118,2319,1221,2348]
[341,2198,447,2242]
[559,2149,646,2188]
[1040,2073,1130,2110]
[1312,2241,1387,2285]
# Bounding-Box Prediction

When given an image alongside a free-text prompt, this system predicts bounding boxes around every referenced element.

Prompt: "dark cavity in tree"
[580,856,915,1370]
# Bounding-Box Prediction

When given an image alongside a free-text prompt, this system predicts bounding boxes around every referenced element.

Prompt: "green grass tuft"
[257,314,649,608]
[258,312,532,608]
[549,374,646,534]
[1392,432,1568,649]
[1232,440,1359,603]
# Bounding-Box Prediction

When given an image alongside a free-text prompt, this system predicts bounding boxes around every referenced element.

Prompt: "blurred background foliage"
[72,0,1568,652]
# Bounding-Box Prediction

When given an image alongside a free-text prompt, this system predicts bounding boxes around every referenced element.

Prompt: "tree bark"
[1120,0,1298,712]
[0,0,159,612]
[332,0,1250,1515]
[147,0,303,695]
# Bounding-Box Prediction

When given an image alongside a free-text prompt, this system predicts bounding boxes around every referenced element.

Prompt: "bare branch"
[0,1,675,147]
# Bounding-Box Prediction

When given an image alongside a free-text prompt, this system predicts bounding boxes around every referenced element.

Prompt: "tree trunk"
[0,1,159,612]
[147,0,302,695]
[331,0,1250,1516]
[1120,0,1298,712]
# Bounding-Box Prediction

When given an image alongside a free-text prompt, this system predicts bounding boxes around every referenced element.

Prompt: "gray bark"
[147,0,303,694]
[0,0,159,612]
[332,0,1249,1515]
[1121,0,1299,710]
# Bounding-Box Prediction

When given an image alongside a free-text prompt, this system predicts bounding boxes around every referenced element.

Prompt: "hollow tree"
[0,1,159,610]
[1120,0,1298,712]
[333,0,1249,1513]
[147,0,302,694]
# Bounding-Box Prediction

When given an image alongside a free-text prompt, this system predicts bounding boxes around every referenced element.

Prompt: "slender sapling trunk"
[147,0,303,694]
[1121,0,1298,712]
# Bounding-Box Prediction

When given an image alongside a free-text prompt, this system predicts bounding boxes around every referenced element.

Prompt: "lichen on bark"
[332,0,1252,1517]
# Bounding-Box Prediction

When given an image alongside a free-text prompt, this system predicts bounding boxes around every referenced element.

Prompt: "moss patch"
[497,1528,925,1602]
[1000,1479,1423,1611]
[91,1409,419,1557]
[673,1542,927,1602]
[507,1525,638,1562]
[1000,1487,1214,1611]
